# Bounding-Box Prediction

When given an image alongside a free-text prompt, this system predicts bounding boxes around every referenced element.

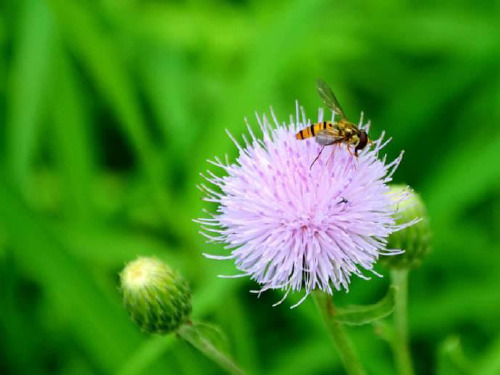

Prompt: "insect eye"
[360,132,368,148]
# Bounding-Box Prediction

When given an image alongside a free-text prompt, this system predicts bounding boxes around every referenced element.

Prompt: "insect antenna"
[310,146,325,170]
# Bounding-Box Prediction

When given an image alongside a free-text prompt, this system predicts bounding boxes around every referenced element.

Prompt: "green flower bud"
[381,185,431,270]
[120,257,192,334]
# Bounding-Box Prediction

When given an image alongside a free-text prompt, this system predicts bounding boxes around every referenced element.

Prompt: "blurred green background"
[1,0,499,374]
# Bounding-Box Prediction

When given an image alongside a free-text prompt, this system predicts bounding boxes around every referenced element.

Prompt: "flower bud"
[120,257,191,334]
[381,185,431,270]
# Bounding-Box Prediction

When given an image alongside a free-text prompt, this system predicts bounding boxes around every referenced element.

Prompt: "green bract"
[120,257,191,334]
[382,185,431,270]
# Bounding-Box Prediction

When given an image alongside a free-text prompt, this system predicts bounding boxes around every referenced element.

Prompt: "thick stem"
[391,269,415,375]
[177,324,248,375]
[313,291,367,375]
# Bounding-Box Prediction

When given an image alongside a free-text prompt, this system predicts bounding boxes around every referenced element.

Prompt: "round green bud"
[381,185,431,270]
[120,257,192,334]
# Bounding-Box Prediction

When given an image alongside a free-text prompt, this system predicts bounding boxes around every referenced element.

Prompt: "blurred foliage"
[1,0,499,374]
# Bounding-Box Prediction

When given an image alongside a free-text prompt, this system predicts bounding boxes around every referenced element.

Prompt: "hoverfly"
[295,79,370,169]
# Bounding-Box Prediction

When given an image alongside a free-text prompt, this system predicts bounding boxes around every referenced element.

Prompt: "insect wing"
[315,128,343,146]
[317,79,346,120]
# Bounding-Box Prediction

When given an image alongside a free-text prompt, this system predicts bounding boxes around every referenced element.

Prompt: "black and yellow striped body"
[295,119,368,154]
[303,79,371,164]
[295,121,335,140]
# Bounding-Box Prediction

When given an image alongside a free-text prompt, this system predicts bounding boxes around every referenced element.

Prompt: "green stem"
[177,324,248,375]
[313,291,367,375]
[391,269,415,375]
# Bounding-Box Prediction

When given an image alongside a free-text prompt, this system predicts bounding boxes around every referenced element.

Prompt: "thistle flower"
[197,104,416,307]
[120,257,191,334]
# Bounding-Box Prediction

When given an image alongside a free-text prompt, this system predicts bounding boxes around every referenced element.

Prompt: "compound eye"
[355,131,368,152]
[359,132,368,149]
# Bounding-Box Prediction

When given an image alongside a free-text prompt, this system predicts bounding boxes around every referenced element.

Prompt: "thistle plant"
[120,257,248,375]
[382,186,431,375]
[197,103,418,375]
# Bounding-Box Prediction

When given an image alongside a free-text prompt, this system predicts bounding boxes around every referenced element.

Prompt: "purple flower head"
[197,103,415,307]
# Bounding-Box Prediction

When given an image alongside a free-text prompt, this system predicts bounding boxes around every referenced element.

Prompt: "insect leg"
[351,148,359,171]
[325,141,342,166]
[347,145,353,157]
[310,146,325,170]
[325,144,334,166]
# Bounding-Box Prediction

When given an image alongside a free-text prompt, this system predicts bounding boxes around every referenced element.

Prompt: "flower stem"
[391,269,415,375]
[313,291,367,375]
[177,324,248,375]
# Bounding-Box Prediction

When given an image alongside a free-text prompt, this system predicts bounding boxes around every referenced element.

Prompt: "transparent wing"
[315,128,344,146]
[317,79,346,120]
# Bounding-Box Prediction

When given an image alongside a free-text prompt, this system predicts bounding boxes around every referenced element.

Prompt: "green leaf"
[115,335,177,375]
[437,336,475,375]
[268,339,337,375]
[222,296,260,374]
[191,322,230,356]
[0,176,174,375]
[478,334,500,375]
[335,286,397,326]
[46,0,180,234]
[424,132,500,230]
[372,320,395,343]
[7,0,54,193]
[50,47,95,222]
[139,47,197,157]
[178,323,248,375]
[61,224,178,268]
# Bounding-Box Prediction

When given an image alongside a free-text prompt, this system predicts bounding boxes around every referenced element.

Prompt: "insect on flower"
[296,79,371,168]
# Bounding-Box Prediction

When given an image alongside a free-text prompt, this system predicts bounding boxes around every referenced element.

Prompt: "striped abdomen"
[295,121,333,140]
